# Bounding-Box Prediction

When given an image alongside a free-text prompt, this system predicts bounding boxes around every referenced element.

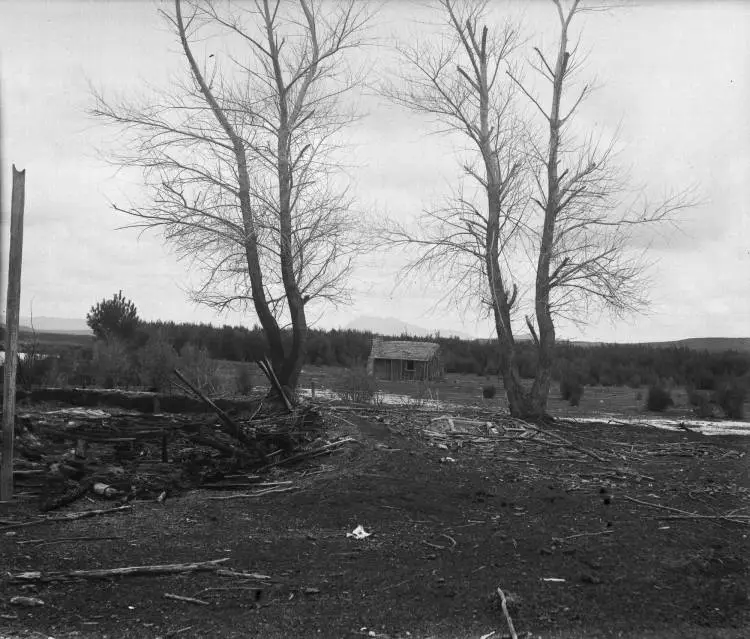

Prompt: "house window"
[405,360,415,371]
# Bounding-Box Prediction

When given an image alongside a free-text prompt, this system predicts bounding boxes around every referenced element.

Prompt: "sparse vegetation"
[235,364,253,396]
[178,344,220,395]
[339,368,377,403]
[91,338,133,389]
[136,332,178,392]
[646,385,673,412]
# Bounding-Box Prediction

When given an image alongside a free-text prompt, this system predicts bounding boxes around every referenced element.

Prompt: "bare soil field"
[1,403,748,639]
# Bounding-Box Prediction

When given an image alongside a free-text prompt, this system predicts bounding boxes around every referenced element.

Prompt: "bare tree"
[91,0,372,389]
[383,0,694,419]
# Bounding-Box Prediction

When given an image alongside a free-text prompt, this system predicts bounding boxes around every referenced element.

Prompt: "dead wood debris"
[414,413,611,463]
[7,558,230,583]
[623,495,750,526]
[0,505,132,532]
[496,587,519,639]
[163,592,210,606]
[7,373,353,512]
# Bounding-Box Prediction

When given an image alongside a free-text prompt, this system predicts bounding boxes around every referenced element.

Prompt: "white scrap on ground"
[346,525,372,540]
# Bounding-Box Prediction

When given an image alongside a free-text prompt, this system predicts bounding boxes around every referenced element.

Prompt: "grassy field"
[289,365,748,422]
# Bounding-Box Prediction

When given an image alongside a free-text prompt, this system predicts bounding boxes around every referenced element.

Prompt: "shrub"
[482,384,496,399]
[236,364,253,395]
[560,376,584,407]
[339,367,376,403]
[713,379,747,420]
[92,338,133,388]
[52,347,95,387]
[136,334,178,392]
[178,343,220,394]
[646,385,673,412]
[687,387,715,418]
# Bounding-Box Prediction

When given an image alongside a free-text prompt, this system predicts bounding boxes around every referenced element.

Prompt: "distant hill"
[344,315,475,340]
[17,316,92,335]
[647,337,750,354]
[568,337,750,354]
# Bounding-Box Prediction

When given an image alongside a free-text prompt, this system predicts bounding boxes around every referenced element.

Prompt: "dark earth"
[1,411,748,639]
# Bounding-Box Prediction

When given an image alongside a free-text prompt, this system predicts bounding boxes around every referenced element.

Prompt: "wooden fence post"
[1,165,26,502]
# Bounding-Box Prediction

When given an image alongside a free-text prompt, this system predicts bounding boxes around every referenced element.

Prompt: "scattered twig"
[0,505,133,532]
[623,496,750,526]
[257,438,355,471]
[216,569,272,580]
[193,586,263,597]
[382,576,417,591]
[496,587,518,639]
[441,533,457,548]
[164,593,210,606]
[522,423,608,463]
[207,486,295,500]
[553,529,613,542]
[9,558,230,583]
[422,533,457,550]
[17,535,124,547]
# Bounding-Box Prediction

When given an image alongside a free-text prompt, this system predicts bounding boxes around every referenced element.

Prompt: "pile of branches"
[9,366,345,512]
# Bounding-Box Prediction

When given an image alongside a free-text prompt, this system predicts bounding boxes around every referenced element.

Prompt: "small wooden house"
[367,337,443,382]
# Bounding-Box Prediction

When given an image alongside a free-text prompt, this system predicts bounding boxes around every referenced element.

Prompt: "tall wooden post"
[1,166,25,501]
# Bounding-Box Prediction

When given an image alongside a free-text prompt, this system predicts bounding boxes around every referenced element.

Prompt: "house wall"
[371,357,443,381]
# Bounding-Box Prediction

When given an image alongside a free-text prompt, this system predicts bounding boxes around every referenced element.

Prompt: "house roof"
[369,340,440,362]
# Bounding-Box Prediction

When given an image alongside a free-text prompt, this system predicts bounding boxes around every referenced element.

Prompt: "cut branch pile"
[420,413,609,463]
[8,369,351,512]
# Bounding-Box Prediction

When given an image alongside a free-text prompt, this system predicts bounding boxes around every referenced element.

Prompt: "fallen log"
[186,433,251,460]
[0,505,132,532]
[9,558,230,583]
[174,369,267,464]
[40,479,93,513]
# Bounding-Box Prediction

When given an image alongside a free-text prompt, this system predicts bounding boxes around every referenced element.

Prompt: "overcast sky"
[0,0,748,341]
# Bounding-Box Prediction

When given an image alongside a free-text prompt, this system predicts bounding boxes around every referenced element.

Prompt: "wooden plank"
[1,166,26,502]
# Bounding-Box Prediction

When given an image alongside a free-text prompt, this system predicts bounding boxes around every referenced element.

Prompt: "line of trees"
[122,319,750,392]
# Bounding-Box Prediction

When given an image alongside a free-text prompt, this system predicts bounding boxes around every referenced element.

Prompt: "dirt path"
[0,414,748,639]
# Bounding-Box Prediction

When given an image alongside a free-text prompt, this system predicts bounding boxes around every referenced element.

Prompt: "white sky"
[0,0,748,341]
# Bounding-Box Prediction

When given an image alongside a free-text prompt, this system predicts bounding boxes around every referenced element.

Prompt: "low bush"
[92,338,133,388]
[136,334,178,392]
[560,376,584,407]
[713,379,747,420]
[179,344,220,395]
[235,364,253,395]
[687,387,715,418]
[339,367,377,403]
[646,385,673,412]
[482,385,496,399]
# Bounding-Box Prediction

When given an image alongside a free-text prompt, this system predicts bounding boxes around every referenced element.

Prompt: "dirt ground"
[1,409,748,639]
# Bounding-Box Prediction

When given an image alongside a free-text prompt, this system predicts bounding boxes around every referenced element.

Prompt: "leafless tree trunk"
[383,0,695,420]
[91,0,372,389]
